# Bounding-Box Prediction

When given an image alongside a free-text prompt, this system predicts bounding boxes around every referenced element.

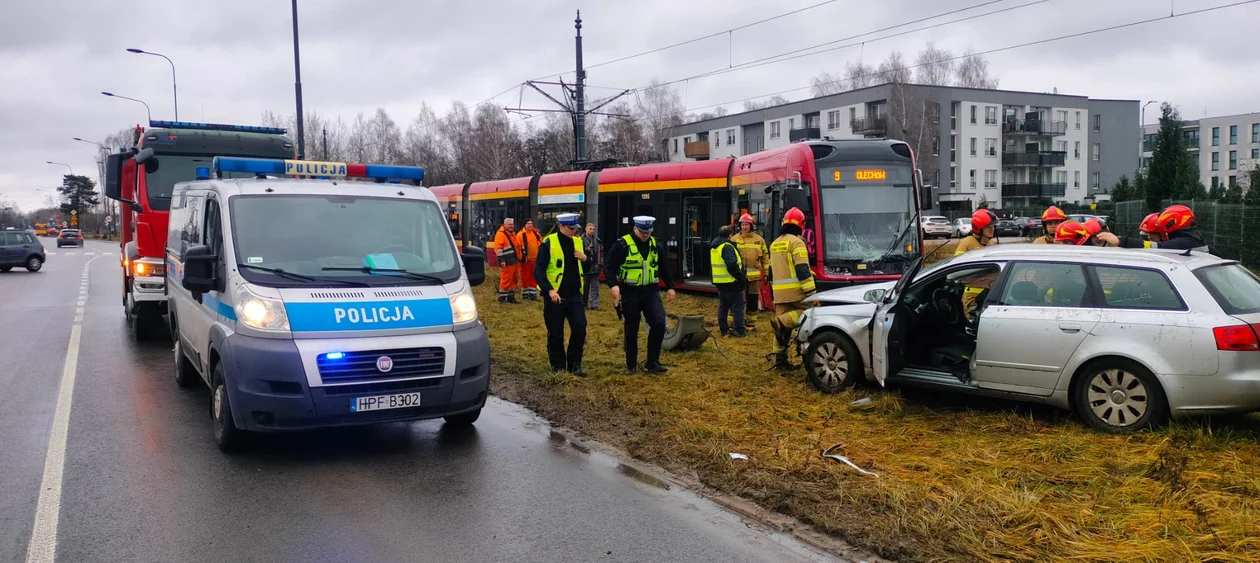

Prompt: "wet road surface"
[1,239,841,563]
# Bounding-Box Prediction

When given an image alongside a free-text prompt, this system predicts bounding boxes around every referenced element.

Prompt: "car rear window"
[1090,266,1185,310]
[1195,264,1260,315]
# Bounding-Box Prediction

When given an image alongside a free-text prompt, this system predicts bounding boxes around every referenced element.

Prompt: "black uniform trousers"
[621,290,667,370]
[717,286,745,334]
[543,297,587,371]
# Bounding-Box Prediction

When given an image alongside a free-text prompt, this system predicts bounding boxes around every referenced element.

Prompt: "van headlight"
[233,285,290,331]
[450,286,478,324]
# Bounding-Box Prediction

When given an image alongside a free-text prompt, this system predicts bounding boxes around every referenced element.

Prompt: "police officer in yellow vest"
[767,207,816,370]
[605,216,676,374]
[711,225,747,337]
[534,213,588,377]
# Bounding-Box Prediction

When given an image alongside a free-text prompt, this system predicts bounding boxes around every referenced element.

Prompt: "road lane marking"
[26,256,99,563]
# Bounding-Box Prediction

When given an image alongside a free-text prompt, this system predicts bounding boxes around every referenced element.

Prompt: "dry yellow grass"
[478,268,1260,562]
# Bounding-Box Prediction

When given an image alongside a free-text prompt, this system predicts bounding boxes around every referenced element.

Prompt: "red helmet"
[1157,204,1194,233]
[1139,213,1162,235]
[1055,220,1090,245]
[783,207,806,228]
[971,209,998,231]
[1041,206,1067,224]
[1083,217,1105,237]
[738,213,756,224]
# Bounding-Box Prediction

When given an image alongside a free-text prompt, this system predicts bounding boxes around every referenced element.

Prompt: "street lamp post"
[126,48,178,120]
[291,0,306,159]
[1141,100,1157,162]
[101,92,152,124]
[72,137,107,151]
[46,161,74,175]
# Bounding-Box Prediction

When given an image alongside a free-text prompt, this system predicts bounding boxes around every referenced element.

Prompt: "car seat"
[1048,281,1087,306]
[1006,281,1044,306]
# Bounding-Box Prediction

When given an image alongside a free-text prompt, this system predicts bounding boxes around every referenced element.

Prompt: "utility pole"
[322,126,328,160]
[291,0,306,160]
[505,11,631,170]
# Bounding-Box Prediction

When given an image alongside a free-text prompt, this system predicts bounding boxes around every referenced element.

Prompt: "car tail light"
[1213,324,1260,351]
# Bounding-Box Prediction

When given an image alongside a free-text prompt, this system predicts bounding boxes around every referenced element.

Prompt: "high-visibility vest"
[543,233,585,294]
[769,233,815,303]
[710,240,743,285]
[733,232,767,280]
[620,234,659,286]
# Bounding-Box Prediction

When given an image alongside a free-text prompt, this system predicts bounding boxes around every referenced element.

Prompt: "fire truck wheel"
[132,305,160,341]
[211,362,244,452]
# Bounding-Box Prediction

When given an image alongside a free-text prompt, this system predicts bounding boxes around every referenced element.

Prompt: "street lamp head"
[126,48,145,53]
[73,137,84,142]
[101,91,114,97]
[45,160,54,164]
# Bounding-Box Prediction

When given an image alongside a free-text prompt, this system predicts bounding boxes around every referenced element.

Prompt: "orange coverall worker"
[495,225,523,303]
[517,224,544,301]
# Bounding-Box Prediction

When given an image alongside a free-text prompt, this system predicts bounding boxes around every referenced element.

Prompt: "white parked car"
[952,218,972,237]
[796,245,1260,433]
[920,215,952,239]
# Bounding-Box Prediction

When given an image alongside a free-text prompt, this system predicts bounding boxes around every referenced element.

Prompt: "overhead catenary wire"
[678,0,1260,115]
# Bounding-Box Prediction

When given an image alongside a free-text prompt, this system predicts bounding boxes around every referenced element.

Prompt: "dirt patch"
[478,272,1260,562]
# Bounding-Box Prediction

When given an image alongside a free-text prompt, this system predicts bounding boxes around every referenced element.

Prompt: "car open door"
[870,256,925,386]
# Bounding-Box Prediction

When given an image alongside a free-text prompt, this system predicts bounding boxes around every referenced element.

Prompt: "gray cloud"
[2,0,1257,211]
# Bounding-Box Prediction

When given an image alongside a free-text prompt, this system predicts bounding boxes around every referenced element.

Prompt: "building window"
[969,169,976,187]
[1056,110,1067,124]
[969,137,977,157]
[806,115,819,129]
[684,136,692,145]
[1212,127,1220,146]
[985,170,996,188]
[757,136,764,151]
[1074,141,1081,159]
[1229,175,1237,187]
[932,136,940,156]
[673,139,678,154]
[986,138,997,157]
[950,167,957,188]
[1252,148,1259,160]
[726,129,735,145]
[985,106,997,125]
[770,121,781,139]
[1054,140,1067,152]
[1056,171,1067,185]
[788,117,796,131]
[713,135,719,148]
[849,107,857,124]
[1092,143,1100,161]
[1075,111,1081,130]
[1212,151,1220,171]
[950,102,958,130]
[1211,176,1219,189]
[1230,150,1238,170]
[827,110,840,130]
[1253,123,1259,143]
[1092,114,1101,132]
[1230,125,1238,145]
[1074,171,1080,188]
[950,134,957,163]
[970,105,977,124]
[1091,172,1100,191]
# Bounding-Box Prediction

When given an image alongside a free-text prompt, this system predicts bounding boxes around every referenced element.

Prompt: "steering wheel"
[932,287,960,323]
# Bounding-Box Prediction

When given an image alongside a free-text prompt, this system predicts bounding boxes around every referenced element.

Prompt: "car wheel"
[25,256,42,272]
[805,331,864,393]
[1073,359,1168,434]
[173,331,199,388]
[211,361,244,452]
[444,408,482,426]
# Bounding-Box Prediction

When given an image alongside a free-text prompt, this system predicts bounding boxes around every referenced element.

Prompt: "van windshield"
[229,195,460,286]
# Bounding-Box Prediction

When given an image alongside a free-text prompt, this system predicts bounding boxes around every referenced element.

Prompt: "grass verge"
[478,269,1260,562]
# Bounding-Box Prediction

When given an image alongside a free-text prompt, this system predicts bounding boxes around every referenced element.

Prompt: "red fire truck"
[104,120,295,340]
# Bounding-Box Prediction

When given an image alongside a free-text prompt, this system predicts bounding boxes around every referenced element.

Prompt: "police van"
[166,156,490,451]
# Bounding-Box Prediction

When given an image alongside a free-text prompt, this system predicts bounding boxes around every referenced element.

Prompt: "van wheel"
[25,256,43,272]
[444,408,481,426]
[805,332,863,393]
[173,334,199,388]
[211,362,244,452]
[1073,359,1167,434]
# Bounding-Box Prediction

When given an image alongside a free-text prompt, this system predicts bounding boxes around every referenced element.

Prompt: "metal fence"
[1113,200,1260,267]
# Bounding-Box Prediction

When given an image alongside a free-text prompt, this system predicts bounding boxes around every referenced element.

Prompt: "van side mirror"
[181,245,217,293]
[462,246,486,287]
[783,188,811,214]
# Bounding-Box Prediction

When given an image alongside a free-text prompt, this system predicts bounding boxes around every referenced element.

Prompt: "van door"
[870,256,924,386]
[183,196,223,374]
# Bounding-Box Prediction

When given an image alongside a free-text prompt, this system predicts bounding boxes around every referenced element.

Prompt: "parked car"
[56,228,84,247]
[1069,214,1106,226]
[952,218,972,238]
[920,215,952,239]
[797,245,1260,433]
[995,219,1021,238]
[1016,217,1041,237]
[0,230,46,272]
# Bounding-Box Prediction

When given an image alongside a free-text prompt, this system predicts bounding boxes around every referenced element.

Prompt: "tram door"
[682,195,711,284]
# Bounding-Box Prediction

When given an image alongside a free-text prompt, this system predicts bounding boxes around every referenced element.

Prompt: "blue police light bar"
[211,157,425,182]
[148,120,288,135]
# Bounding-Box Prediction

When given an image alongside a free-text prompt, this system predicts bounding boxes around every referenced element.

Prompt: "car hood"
[804,280,897,305]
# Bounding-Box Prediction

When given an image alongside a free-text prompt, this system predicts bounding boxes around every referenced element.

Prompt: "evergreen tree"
[1222,180,1243,204]
[1208,181,1225,200]
[1145,103,1198,210]
[1246,168,1260,206]
[56,175,100,216]
[1110,175,1133,202]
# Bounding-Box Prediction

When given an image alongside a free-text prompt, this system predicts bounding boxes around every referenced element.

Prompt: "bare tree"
[914,42,955,86]
[875,51,912,85]
[955,48,999,89]
[362,108,403,164]
[634,79,685,161]
[345,112,371,163]
[470,103,522,179]
[594,102,652,165]
[743,95,790,112]
[402,103,455,184]
[687,106,729,122]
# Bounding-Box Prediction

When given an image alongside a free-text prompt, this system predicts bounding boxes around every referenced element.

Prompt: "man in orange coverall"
[494,218,524,304]
[517,219,544,301]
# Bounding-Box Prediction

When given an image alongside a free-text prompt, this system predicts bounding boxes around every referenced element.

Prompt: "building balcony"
[683,140,710,159]
[789,127,821,142]
[850,115,888,136]
[1002,182,1067,198]
[1001,151,1067,167]
[1003,119,1068,136]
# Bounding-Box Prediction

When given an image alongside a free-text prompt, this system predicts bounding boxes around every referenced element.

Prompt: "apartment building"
[1140,112,1260,190]
[666,84,1138,213]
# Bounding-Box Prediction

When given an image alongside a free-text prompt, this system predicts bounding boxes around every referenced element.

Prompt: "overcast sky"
[2,0,1257,212]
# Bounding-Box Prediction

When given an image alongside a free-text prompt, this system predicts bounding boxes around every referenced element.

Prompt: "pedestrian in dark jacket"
[580,222,602,310]
[710,225,747,337]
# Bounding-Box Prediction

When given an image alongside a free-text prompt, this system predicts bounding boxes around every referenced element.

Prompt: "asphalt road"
[1,239,840,563]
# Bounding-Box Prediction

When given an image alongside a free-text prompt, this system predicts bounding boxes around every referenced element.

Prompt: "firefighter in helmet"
[1102,205,1213,253]
[767,207,815,370]
[1033,206,1067,244]
[955,208,998,255]
[1053,220,1091,245]
[732,213,769,318]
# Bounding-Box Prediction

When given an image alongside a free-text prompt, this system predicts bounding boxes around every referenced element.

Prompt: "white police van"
[166,156,490,451]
